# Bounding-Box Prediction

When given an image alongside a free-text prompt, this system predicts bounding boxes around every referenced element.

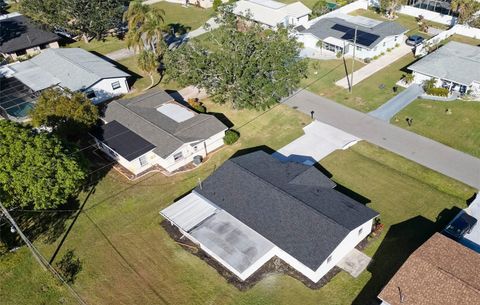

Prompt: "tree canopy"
[0,121,86,209]
[30,88,99,138]
[379,0,406,18]
[20,0,126,41]
[311,0,330,18]
[451,0,480,25]
[163,9,307,110]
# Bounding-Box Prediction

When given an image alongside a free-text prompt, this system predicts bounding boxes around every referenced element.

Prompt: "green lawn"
[446,34,480,46]
[1,97,475,305]
[150,2,213,31]
[391,99,480,158]
[278,0,318,9]
[69,36,128,55]
[303,53,417,112]
[117,55,181,95]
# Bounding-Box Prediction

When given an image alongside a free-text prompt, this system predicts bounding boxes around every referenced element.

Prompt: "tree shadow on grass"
[352,206,463,305]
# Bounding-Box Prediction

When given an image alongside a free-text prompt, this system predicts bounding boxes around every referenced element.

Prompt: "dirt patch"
[161,221,342,291]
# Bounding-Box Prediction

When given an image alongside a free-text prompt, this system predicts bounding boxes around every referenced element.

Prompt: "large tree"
[451,0,480,25]
[30,88,99,138]
[311,0,330,18]
[0,121,86,209]
[163,9,307,110]
[20,0,125,41]
[379,0,406,19]
[124,0,166,56]
[137,50,160,90]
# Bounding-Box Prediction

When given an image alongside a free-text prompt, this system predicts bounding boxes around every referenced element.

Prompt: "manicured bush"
[223,129,240,145]
[187,98,206,113]
[364,57,371,63]
[336,51,342,58]
[403,73,414,84]
[395,43,400,48]
[387,48,392,52]
[372,55,379,60]
[425,87,449,97]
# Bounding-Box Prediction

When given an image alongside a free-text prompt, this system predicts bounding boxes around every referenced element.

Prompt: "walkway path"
[283,90,480,189]
[335,44,412,89]
[369,84,423,121]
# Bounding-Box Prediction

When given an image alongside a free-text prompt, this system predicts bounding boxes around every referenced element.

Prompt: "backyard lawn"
[279,0,318,9]
[392,99,480,158]
[69,36,128,55]
[150,2,213,31]
[302,53,417,112]
[0,98,475,305]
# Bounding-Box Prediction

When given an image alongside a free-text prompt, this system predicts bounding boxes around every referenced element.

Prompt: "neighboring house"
[0,48,130,120]
[408,41,480,96]
[378,233,480,305]
[232,0,311,29]
[0,13,60,60]
[161,151,378,283]
[91,89,227,175]
[296,14,406,59]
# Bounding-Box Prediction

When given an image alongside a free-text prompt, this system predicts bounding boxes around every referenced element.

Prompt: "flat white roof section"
[157,103,195,123]
[190,210,275,274]
[462,195,480,252]
[160,193,217,232]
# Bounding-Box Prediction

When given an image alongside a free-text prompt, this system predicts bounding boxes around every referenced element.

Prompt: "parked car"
[406,35,425,46]
[442,211,478,240]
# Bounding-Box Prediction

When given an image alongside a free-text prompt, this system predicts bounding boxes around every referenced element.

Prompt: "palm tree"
[124,1,165,56]
[451,0,480,24]
[137,50,159,90]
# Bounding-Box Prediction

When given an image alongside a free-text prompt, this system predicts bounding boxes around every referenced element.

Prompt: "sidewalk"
[335,44,413,89]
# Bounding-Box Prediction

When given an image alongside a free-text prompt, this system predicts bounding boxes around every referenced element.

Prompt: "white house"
[408,41,480,96]
[161,151,379,283]
[2,48,130,105]
[91,89,228,175]
[232,0,311,29]
[296,14,407,60]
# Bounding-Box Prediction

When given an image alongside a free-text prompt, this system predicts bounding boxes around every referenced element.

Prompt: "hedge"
[425,87,449,97]
[223,129,240,145]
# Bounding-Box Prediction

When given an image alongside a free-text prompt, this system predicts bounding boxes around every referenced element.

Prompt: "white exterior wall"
[397,5,457,26]
[411,71,434,85]
[89,77,129,104]
[296,15,309,26]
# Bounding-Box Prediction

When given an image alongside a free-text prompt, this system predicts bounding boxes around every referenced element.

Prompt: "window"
[327,256,332,264]
[356,46,362,51]
[139,155,148,167]
[173,152,183,161]
[111,81,121,90]
[358,228,363,235]
[85,90,96,99]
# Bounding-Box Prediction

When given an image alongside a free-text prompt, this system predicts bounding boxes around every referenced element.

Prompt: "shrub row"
[425,87,449,97]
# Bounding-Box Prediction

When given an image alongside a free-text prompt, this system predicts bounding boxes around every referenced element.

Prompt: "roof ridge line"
[173,114,213,135]
[436,265,480,294]
[51,49,100,78]
[229,159,351,231]
[114,101,184,145]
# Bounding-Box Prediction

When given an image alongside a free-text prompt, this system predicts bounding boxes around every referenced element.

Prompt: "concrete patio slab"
[336,248,371,278]
[273,121,359,165]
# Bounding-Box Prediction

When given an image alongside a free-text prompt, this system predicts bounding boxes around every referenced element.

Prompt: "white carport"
[160,192,217,232]
[274,121,359,165]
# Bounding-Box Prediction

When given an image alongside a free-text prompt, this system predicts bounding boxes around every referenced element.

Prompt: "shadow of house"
[352,206,464,305]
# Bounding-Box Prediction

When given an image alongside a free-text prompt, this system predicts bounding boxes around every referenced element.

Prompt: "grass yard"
[446,34,480,46]
[117,55,181,95]
[391,99,480,158]
[302,53,417,112]
[69,36,128,55]
[0,97,476,305]
[150,2,213,31]
[278,0,318,9]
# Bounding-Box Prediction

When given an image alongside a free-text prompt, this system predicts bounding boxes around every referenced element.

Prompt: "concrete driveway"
[273,121,359,165]
[335,43,413,89]
[369,84,423,121]
[283,90,480,189]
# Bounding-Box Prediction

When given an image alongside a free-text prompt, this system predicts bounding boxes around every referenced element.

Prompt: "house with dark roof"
[91,89,228,175]
[408,41,480,96]
[296,14,407,60]
[378,233,480,305]
[0,13,60,60]
[161,150,378,282]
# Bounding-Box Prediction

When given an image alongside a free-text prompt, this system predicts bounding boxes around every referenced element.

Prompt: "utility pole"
[0,201,87,305]
[350,26,358,94]
[0,201,46,270]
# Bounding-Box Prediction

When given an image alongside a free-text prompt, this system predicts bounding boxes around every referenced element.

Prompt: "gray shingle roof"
[0,14,59,54]
[102,89,227,158]
[10,48,130,91]
[408,41,480,85]
[300,17,406,48]
[195,151,378,270]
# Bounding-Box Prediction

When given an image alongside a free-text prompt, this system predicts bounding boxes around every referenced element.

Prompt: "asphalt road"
[284,90,480,190]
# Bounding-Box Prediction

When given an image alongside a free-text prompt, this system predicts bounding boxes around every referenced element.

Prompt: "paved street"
[369,84,423,121]
[335,43,412,89]
[283,90,480,189]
